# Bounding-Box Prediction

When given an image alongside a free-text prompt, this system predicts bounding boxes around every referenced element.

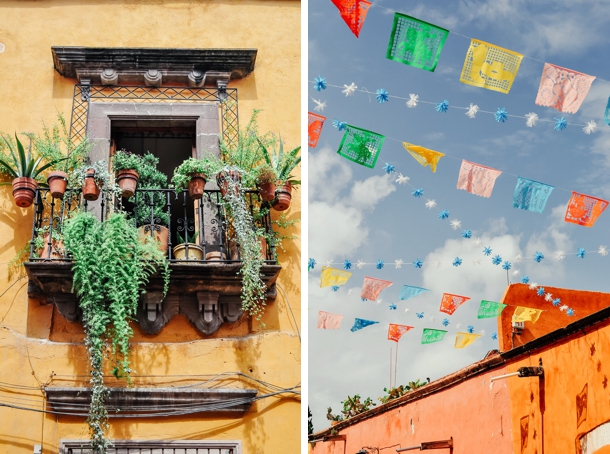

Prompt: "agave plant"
[0,133,63,183]
[257,134,301,186]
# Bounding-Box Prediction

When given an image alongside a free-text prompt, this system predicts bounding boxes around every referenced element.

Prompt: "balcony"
[25,187,282,335]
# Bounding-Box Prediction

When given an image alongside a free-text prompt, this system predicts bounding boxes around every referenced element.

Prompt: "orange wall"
[505,319,610,454]
[310,364,514,454]
[498,284,610,351]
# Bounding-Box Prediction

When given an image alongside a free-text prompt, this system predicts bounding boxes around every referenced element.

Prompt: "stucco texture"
[0,1,301,453]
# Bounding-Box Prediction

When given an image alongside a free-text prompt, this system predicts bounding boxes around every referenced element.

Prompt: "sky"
[307,0,610,431]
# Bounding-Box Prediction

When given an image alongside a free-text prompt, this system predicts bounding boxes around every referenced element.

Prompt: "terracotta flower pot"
[138,225,169,253]
[205,251,226,261]
[37,233,65,259]
[217,170,242,198]
[116,169,139,198]
[47,171,68,199]
[82,169,101,201]
[272,182,292,212]
[11,177,38,208]
[172,243,204,260]
[257,181,276,202]
[187,173,206,200]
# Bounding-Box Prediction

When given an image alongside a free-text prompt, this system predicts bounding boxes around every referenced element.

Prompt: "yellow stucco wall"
[0,1,301,453]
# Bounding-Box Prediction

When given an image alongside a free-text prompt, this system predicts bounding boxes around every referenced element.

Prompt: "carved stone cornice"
[25,261,281,335]
[51,47,256,87]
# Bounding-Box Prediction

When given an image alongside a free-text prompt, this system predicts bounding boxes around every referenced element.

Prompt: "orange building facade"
[309,284,610,454]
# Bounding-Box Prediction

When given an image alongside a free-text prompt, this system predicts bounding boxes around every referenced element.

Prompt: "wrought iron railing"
[28,187,276,264]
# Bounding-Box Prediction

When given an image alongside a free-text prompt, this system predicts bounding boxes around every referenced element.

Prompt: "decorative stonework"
[25,261,281,336]
[51,47,256,87]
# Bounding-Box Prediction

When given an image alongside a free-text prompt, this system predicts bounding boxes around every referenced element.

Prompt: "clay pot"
[217,170,242,198]
[37,233,65,259]
[257,181,276,202]
[11,177,38,208]
[47,171,68,199]
[172,243,204,260]
[259,236,268,260]
[116,169,139,198]
[138,225,169,253]
[82,169,101,201]
[187,173,206,200]
[272,182,292,211]
[205,251,226,261]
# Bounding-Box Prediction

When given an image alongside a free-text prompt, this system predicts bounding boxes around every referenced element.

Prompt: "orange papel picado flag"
[403,142,444,173]
[454,332,481,349]
[308,112,326,148]
[331,0,371,38]
[512,307,544,324]
[564,191,608,227]
[439,293,470,315]
[388,324,414,342]
[320,266,352,288]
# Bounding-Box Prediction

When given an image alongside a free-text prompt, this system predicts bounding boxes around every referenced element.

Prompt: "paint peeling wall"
[0,1,300,452]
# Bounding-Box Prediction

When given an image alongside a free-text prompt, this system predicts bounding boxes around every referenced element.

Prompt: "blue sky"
[308,0,610,431]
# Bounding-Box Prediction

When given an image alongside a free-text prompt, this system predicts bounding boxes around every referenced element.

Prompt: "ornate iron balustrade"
[29,187,277,264]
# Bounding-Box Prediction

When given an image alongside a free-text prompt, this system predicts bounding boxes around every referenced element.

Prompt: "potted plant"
[71,160,119,201]
[253,163,278,202]
[0,133,65,207]
[326,407,343,425]
[173,230,203,260]
[63,209,169,452]
[172,156,221,200]
[134,152,170,253]
[112,149,143,198]
[258,134,301,211]
[34,113,90,199]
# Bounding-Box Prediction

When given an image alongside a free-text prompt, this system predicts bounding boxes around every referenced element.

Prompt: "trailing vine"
[220,170,267,323]
[64,211,169,451]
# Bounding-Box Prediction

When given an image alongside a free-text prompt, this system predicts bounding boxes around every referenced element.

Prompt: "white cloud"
[348,174,397,209]
[309,147,354,203]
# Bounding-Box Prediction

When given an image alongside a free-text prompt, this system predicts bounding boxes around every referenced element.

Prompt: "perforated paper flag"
[350,318,379,332]
[386,14,448,72]
[403,142,444,172]
[317,311,344,329]
[399,285,429,301]
[477,300,507,319]
[564,191,609,227]
[308,112,326,148]
[320,266,352,288]
[605,97,610,126]
[439,293,470,315]
[535,63,595,114]
[460,39,523,94]
[512,307,543,323]
[331,0,371,38]
[421,328,447,344]
[455,332,482,349]
[456,160,502,198]
[388,324,414,342]
[338,125,385,169]
[361,276,393,301]
[513,177,554,213]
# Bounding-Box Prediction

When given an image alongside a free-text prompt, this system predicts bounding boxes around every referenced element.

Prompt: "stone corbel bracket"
[138,291,246,335]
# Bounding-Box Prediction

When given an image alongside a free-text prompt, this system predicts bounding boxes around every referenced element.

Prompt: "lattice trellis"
[69,84,239,148]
